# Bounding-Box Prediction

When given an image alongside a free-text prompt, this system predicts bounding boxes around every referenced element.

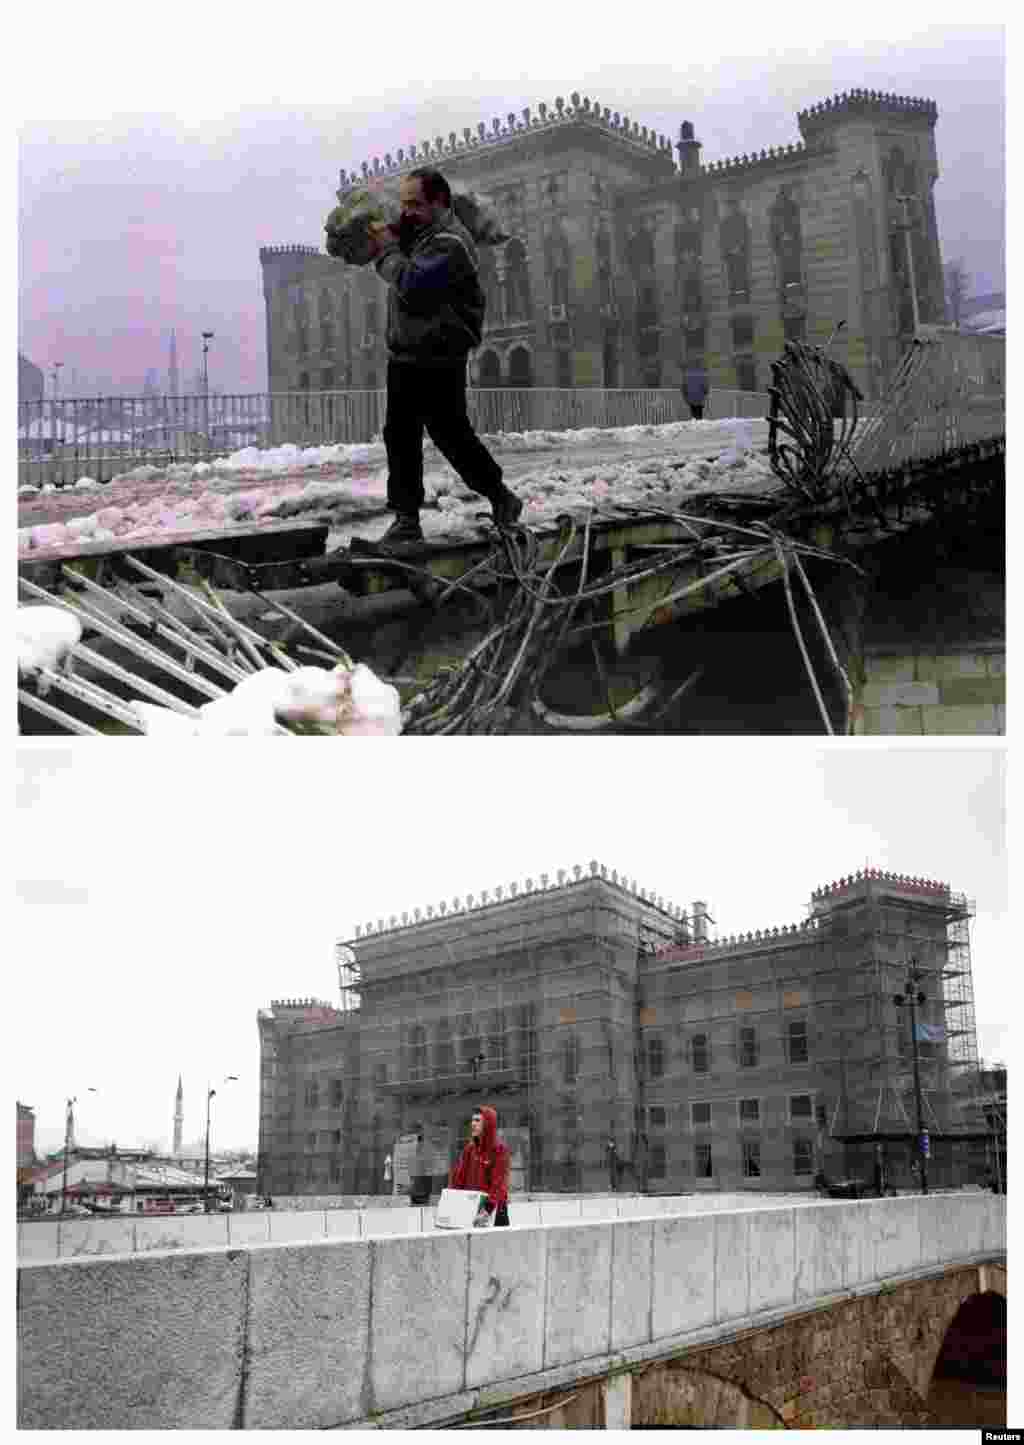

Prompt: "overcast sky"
[15,7,1005,394]
[13,742,1006,1156]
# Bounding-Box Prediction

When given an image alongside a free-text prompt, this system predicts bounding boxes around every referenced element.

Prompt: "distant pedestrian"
[450,1105,510,1226]
[682,364,709,420]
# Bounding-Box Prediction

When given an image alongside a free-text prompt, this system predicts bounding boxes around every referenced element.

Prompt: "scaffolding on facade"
[256,867,989,1198]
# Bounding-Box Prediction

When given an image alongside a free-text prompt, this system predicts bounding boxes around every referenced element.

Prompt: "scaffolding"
[256,866,988,1198]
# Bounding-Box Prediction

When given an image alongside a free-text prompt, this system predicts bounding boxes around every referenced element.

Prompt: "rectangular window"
[739,1026,758,1068]
[647,1035,665,1079]
[692,1033,709,1074]
[332,1129,342,1146]
[735,358,757,393]
[731,315,755,349]
[330,1160,341,1184]
[320,366,335,390]
[562,1033,578,1086]
[304,1080,319,1110]
[788,1020,809,1064]
[742,1138,761,1178]
[790,1094,813,1123]
[695,1142,713,1178]
[648,1106,667,1129]
[691,1101,712,1127]
[373,1062,388,1085]
[306,1131,316,1151]
[735,990,754,1010]
[793,1138,814,1175]
[330,1079,343,1109]
[739,1097,760,1124]
[782,314,806,343]
[648,1142,666,1180]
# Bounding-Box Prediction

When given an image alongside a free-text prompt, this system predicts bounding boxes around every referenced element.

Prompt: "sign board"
[919,1132,930,1159]
[392,1134,419,1195]
[435,1188,489,1230]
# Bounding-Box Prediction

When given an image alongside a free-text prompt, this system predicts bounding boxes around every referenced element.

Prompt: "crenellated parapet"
[336,91,676,194]
[797,88,938,142]
[652,917,820,965]
[259,244,321,261]
[700,140,809,177]
[812,868,950,901]
[345,858,689,942]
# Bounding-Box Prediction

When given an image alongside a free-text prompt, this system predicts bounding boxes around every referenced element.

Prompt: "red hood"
[477,1106,498,1152]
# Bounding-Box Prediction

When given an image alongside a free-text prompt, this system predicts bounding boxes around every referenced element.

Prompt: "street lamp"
[61,1088,96,1216]
[204,1075,238,1212]
[894,958,929,1195]
[201,331,215,448]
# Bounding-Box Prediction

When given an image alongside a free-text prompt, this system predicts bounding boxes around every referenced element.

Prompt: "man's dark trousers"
[384,360,504,515]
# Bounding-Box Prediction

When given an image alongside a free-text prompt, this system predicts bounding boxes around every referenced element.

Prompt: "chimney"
[691,900,709,943]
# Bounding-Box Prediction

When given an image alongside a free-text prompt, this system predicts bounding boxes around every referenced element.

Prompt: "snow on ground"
[18,417,780,559]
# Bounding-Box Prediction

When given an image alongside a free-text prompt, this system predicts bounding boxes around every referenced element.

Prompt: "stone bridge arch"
[918,1264,1006,1404]
[631,1364,783,1429]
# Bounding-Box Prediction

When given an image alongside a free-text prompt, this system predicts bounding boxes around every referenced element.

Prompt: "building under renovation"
[256,864,992,1197]
[260,87,946,403]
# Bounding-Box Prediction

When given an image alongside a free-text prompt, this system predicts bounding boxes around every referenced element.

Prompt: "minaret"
[173,1075,184,1156]
[168,329,179,398]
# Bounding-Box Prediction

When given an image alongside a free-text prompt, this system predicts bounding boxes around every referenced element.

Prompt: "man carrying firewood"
[360,167,523,549]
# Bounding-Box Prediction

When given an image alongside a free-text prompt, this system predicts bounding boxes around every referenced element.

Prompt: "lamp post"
[61,1088,96,1215]
[204,1075,238,1212]
[201,331,214,447]
[894,959,929,1195]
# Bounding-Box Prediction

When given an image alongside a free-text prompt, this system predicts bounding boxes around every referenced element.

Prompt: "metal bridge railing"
[17,387,777,490]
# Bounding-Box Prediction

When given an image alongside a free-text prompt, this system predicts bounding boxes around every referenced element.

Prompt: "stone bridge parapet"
[16,1191,1005,1429]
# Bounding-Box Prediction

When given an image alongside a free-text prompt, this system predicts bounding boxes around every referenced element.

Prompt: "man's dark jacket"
[374,209,485,368]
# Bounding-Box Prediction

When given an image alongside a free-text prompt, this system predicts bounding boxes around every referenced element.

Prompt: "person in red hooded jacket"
[449,1105,510,1226]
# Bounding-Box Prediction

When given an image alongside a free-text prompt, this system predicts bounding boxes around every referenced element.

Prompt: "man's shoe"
[491,488,524,529]
[372,514,424,549]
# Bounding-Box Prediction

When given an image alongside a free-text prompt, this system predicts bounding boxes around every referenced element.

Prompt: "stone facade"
[260,89,945,403]
[257,866,984,1198]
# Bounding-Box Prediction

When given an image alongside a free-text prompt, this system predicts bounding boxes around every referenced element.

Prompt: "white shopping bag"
[435,1188,490,1230]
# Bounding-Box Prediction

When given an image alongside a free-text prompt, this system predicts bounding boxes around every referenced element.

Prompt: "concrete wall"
[17,1190,816,1261]
[18,1191,1004,1429]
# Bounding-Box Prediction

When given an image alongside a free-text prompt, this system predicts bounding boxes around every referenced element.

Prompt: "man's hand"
[366,220,398,259]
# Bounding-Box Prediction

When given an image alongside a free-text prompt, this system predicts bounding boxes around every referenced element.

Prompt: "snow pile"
[130,662,401,737]
[17,606,82,673]
[19,418,777,559]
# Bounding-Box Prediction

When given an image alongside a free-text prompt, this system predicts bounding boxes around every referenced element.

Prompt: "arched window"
[504,239,532,321]
[627,227,655,276]
[319,288,335,355]
[477,248,502,322]
[477,350,501,388]
[545,226,570,309]
[602,335,618,388]
[770,187,803,291]
[507,346,533,387]
[720,201,751,304]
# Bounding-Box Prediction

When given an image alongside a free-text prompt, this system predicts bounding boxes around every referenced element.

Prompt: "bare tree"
[944,258,970,328]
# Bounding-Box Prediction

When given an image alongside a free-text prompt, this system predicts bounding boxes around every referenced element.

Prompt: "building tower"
[168,329,179,398]
[173,1075,184,1156]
